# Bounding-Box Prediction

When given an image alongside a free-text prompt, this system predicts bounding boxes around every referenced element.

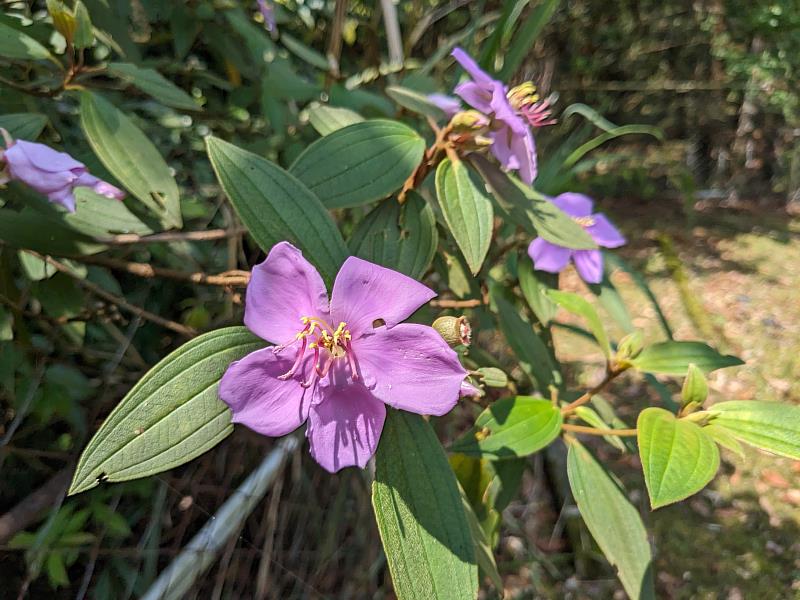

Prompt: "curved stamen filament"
[278,336,307,380]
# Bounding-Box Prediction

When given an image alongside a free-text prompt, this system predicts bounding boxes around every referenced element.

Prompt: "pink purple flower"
[0,133,125,212]
[450,48,554,185]
[219,242,467,473]
[527,193,626,284]
[257,0,276,32]
[428,93,462,116]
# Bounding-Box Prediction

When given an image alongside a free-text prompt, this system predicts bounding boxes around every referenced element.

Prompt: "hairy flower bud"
[616,330,644,362]
[432,315,472,348]
[450,110,489,131]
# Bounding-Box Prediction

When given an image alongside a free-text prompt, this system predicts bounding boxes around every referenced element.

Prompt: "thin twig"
[72,255,250,288]
[23,251,197,337]
[102,227,248,245]
[429,298,483,308]
[560,364,629,415]
[561,423,638,437]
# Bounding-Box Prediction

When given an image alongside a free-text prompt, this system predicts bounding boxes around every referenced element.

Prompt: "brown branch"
[429,298,483,308]
[0,467,74,544]
[561,424,638,437]
[23,251,197,337]
[74,256,250,288]
[560,364,630,415]
[102,227,248,246]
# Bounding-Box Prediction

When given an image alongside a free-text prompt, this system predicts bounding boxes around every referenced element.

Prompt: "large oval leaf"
[68,327,263,495]
[107,62,201,111]
[0,22,53,60]
[306,104,364,136]
[372,410,478,600]
[637,407,720,509]
[206,136,348,285]
[450,396,562,459]
[435,158,494,275]
[630,341,743,375]
[469,154,595,250]
[79,91,182,229]
[349,192,437,279]
[492,291,562,391]
[0,113,48,141]
[567,439,655,600]
[67,188,153,237]
[710,401,800,460]
[289,119,425,209]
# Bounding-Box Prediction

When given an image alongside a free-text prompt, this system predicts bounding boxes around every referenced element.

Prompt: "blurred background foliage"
[1,0,798,598]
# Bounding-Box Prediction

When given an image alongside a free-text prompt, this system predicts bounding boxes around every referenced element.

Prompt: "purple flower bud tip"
[257,0,276,32]
[0,134,125,213]
[219,242,468,473]
[528,193,626,284]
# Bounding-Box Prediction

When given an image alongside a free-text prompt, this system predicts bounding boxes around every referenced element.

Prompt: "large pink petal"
[573,249,604,284]
[244,242,330,345]
[354,323,465,416]
[587,213,626,248]
[329,256,435,338]
[528,238,572,273]
[551,192,594,218]
[510,126,537,184]
[14,140,86,173]
[218,347,314,437]
[454,81,493,114]
[307,384,386,472]
[451,47,494,84]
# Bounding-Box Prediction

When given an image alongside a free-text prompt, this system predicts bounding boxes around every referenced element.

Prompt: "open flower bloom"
[528,193,626,284]
[0,134,125,212]
[450,47,553,185]
[219,242,468,473]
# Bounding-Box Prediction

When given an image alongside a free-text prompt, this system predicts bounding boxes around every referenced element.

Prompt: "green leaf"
[79,91,182,229]
[0,113,48,141]
[703,424,745,460]
[0,307,12,341]
[498,0,560,80]
[72,1,94,49]
[630,341,743,375]
[469,155,595,250]
[710,401,800,460]
[493,291,561,391]
[681,363,708,407]
[45,552,70,588]
[566,439,654,600]
[349,192,437,279]
[546,290,610,358]
[385,85,447,121]
[372,410,478,600]
[0,22,54,61]
[637,407,720,509]
[574,405,626,451]
[306,104,364,136]
[450,396,562,459]
[66,188,153,237]
[589,270,635,334]
[107,63,200,111]
[518,256,558,325]
[459,484,502,590]
[206,136,348,285]
[68,327,263,495]
[280,33,329,71]
[290,120,425,209]
[0,208,105,255]
[476,367,508,388]
[435,158,494,275]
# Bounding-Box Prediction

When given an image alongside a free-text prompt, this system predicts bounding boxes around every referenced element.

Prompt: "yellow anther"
[507,82,539,108]
[573,215,596,228]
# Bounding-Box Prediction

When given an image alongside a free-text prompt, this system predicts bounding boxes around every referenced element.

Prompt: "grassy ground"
[547,196,800,599]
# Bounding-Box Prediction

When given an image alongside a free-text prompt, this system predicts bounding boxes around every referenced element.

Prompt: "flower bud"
[450,110,489,131]
[680,363,708,413]
[432,315,472,348]
[47,0,77,44]
[616,330,644,361]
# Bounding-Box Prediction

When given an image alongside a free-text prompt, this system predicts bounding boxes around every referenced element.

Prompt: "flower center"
[506,82,556,128]
[572,215,595,228]
[275,316,358,387]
